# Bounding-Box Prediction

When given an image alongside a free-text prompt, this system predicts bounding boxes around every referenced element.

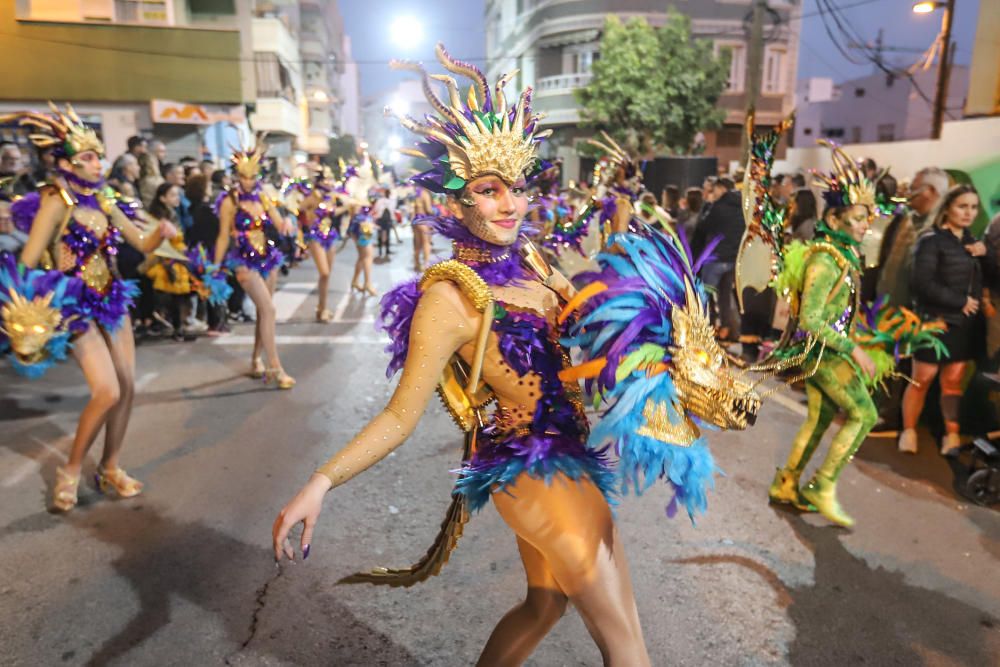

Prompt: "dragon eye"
[33,325,47,334]
[694,349,710,365]
[12,323,24,332]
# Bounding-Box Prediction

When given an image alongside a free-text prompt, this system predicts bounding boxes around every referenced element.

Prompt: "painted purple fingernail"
[303,544,311,560]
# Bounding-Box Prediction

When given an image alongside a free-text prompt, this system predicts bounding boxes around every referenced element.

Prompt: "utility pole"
[931,0,956,140]
[742,0,766,162]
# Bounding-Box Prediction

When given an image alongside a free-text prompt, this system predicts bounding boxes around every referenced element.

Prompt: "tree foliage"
[324,133,358,174]
[576,11,730,156]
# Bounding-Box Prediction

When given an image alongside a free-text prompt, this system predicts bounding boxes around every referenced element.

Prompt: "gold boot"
[800,474,854,527]
[768,468,815,511]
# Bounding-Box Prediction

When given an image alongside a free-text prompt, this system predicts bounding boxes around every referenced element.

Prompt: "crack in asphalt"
[226,567,284,664]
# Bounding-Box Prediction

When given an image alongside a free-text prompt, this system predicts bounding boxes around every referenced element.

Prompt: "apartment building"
[2,0,249,160]
[793,66,970,147]
[484,0,801,179]
[2,1,360,166]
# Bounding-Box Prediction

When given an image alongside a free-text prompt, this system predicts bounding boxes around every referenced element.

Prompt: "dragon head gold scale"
[1,289,64,364]
[668,281,761,431]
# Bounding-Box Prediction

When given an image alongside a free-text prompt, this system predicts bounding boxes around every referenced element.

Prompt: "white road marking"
[273,281,315,322]
[331,291,351,322]
[135,371,158,391]
[213,334,387,346]
[2,436,68,488]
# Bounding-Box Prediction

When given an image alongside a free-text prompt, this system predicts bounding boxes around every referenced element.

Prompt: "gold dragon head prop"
[1,290,64,365]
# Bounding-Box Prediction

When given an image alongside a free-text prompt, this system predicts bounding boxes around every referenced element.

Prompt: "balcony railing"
[536,73,592,93]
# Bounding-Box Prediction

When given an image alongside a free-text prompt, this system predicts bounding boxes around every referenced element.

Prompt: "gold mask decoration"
[667,280,761,432]
[1,290,64,365]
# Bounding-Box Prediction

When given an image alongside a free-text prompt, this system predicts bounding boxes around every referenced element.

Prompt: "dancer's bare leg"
[412,226,422,270]
[99,318,136,471]
[491,474,650,667]
[64,324,122,476]
[237,268,282,371]
[477,537,568,666]
[351,240,364,290]
[420,227,432,268]
[309,241,332,313]
[362,245,375,290]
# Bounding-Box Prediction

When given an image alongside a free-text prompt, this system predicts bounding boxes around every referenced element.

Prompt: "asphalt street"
[1,229,998,666]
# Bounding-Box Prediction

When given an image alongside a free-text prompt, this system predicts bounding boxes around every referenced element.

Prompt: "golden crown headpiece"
[388,42,551,194]
[813,139,877,210]
[587,131,640,189]
[0,102,105,158]
[229,133,268,180]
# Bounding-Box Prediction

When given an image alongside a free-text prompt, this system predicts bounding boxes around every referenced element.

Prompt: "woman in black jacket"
[900,184,984,456]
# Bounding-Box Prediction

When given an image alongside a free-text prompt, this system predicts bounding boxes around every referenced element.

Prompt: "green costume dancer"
[739,123,946,528]
[768,216,877,527]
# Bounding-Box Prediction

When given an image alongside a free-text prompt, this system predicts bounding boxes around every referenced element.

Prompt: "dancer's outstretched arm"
[272,281,477,560]
[214,196,234,265]
[108,202,176,253]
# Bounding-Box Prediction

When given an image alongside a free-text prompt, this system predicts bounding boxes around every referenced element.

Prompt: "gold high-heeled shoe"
[95,466,143,499]
[364,284,378,297]
[52,465,80,512]
[316,308,334,323]
[249,357,265,379]
[351,281,363,293]
[264,367,296,389]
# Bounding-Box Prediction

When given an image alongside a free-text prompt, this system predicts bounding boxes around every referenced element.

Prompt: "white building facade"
[484,0,801,177]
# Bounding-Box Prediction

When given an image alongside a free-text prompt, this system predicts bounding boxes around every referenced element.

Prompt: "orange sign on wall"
[150,100,246,126]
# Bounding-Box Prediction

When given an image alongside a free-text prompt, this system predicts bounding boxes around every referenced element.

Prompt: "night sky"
[341,0,983,97]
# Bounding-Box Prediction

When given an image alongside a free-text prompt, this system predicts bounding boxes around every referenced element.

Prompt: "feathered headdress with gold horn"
[1,102,105,158]
[388,42,551,193]
[229,132,268,180]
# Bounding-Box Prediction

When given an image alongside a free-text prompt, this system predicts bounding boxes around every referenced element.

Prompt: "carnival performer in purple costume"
[272,44,769,665]
[213,138,296,389]
[5,103,176,511]
[289,166,347,322]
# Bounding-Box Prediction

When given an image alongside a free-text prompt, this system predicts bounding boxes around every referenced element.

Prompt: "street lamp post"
[913,0,956,140]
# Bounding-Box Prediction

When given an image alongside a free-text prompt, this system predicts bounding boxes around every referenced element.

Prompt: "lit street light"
[390,16,423,50]
[911,2,944,14]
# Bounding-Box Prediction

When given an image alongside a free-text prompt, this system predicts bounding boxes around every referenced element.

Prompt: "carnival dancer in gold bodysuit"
[4,103,176,511]
[288,166,348,322]
[213,138,296,389]
[273,45,767,665]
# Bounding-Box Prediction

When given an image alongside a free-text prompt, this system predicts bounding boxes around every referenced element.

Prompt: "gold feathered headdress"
[813,140,877,210]
[388,43,550,193]
[229,133,268,180]
[0,102,104,158]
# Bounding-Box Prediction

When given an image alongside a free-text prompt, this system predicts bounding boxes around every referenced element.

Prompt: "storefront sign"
[151,100,246,126]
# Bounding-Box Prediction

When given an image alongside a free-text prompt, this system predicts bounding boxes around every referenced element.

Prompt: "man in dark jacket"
[693,177,745,339]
